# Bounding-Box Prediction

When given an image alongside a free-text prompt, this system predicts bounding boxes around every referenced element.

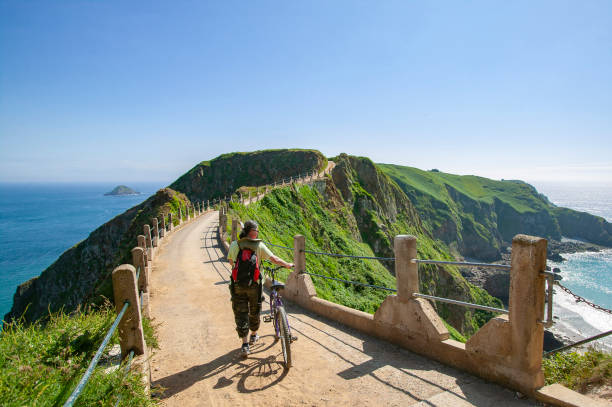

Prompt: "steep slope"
[6,188,191,323]
[230,155,503,336]
[170,149,327,202]
[378,164,612,260]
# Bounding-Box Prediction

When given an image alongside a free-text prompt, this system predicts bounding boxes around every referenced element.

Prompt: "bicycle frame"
[265,265,293,339]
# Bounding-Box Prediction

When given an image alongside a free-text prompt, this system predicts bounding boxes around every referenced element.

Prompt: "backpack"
[232,244,261,286]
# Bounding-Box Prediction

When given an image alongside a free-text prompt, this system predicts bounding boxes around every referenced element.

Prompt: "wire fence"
[300,270,398,292]
[63,267,143,407]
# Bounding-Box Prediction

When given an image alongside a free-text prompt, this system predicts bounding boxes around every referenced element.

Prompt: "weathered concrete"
[396,235,418,299]
[131,247,148,293]
[152,218,159,247]
[112,264,146,359]
[144,225,152,248]
[160,216,166,238]
[536,384,610,407]
[168,213,174,231]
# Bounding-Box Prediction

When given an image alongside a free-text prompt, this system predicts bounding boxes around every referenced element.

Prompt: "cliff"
[378,164,611,260]
[229,153,503,336]
[5,188,190,323]
[170,149,327,203]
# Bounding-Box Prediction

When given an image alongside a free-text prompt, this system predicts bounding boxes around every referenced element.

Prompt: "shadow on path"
[152,335,288,399]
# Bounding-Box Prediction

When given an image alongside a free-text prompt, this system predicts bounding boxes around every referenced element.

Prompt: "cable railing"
[300,270,398,292]
[63,266,143,407]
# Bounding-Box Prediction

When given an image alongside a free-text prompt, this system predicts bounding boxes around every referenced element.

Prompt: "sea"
[0,182,164,321]
[0,181,610,350]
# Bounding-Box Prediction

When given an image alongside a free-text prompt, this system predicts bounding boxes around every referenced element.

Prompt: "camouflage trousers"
[230,281,263,338]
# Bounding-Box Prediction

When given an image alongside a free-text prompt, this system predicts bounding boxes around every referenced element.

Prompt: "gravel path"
[149,211,537,406]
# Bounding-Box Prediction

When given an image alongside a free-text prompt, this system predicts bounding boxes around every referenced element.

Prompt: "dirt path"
[150,212,536,406]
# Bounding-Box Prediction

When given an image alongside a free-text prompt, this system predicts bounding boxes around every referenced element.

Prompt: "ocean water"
[532,182,612,349]
[0,183,164,320]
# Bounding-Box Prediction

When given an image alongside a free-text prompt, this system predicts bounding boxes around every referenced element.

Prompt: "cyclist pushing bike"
[227,220,293,357]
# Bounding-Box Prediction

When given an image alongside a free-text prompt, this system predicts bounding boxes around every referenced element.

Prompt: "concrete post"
[143,225,152,249]
[131,247,148,293]
[152,218,159,247]
[508,235,547,388]
[160,216,166,238]
[207,200,210,211]
[231,218,238,242]
[395,235,418,300]
[293,235,305,274]
[137,235,146,253]
[168,213,174,231]
[112,264,146,359]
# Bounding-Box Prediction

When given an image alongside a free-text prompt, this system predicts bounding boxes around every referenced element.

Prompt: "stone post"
[294,234,305,274]
[207,200,210,211]
[143,225,152,249]
[508,235,547,390]
[152,218,159,247]
[131,247,148,293]
[231,218,238,242]
[112,264,146,359]
[160,216,166,238]
[168,213,174,231]
[396,235,418,299]
[137,235,146,252]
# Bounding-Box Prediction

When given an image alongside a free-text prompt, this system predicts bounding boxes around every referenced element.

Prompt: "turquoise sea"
[1,181,611,346]
[0,183,164,320]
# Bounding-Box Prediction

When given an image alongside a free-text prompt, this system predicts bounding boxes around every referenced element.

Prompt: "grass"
[0,305,156,406]
[543,348,612,394]
[227,183,502,337]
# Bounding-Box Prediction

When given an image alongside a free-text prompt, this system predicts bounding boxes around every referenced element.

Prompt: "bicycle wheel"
[276,305,292,368]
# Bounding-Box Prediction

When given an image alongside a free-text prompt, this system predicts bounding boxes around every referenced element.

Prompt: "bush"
[543,348,612,393]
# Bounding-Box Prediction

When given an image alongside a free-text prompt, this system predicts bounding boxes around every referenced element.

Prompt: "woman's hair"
[239,220,258,239]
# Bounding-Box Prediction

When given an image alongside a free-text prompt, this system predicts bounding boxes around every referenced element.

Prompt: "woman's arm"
[269,255,294,269]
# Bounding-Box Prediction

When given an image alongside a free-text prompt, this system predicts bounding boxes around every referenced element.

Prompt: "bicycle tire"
[277,305,292,368]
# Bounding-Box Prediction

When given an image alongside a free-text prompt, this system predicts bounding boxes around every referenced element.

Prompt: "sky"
[1,1,611,185]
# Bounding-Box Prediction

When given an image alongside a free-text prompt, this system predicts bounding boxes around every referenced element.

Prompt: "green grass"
[228,185,396,314]
[543,348,612,394]
[227,183,502,335]
[378,163,549,214]
[0,306,156,406]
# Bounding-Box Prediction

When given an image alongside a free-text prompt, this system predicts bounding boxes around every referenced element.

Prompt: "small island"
[104,185,140,196]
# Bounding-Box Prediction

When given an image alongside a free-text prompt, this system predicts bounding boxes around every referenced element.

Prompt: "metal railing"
[63,267,143,407]
[300,270,398,292]
[413,259,511,270]
[544,330,612,357]
[413,293,508,314]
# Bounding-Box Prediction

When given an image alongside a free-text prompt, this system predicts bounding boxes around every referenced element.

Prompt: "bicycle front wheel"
[276,305,292,368]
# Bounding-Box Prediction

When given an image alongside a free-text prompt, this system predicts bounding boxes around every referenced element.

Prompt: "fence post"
[143,225,153,261]
[152,218,159,247]
[508,234,547,390]
[143,225,152,249]
[168,213,174,231]
[395,235,418,299]
[231,219,238,242]
[293,235,305,274]
[112,264,146,359]
[131,247,150,318]
[160,216,166,238]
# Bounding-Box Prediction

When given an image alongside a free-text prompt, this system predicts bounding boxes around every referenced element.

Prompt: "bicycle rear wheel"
[276,305,292,368]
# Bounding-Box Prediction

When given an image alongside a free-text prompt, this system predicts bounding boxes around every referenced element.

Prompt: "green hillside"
[378,163,612,260]
[227,155,503,337]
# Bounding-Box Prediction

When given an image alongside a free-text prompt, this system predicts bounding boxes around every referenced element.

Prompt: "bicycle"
[261,263,296,369]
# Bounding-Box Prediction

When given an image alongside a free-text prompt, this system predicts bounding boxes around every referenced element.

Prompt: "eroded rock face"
[6,188,190,323]
[170,149,327,203]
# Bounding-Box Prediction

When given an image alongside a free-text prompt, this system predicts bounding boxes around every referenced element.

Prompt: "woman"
[227,220,293,356]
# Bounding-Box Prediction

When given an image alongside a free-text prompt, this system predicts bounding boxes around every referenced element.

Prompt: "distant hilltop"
[104,185,140,196]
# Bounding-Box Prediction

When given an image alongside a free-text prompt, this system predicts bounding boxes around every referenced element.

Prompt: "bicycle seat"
[270,280,285,291]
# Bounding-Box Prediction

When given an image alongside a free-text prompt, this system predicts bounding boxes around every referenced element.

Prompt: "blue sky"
[1,1,611,185]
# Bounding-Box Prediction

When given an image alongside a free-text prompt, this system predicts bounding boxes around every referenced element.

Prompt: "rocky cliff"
[378,164,611,261]
[170,149,327,203]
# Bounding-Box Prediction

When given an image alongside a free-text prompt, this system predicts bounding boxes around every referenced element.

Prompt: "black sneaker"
[240,343,250,357]
[249,333,259,345]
